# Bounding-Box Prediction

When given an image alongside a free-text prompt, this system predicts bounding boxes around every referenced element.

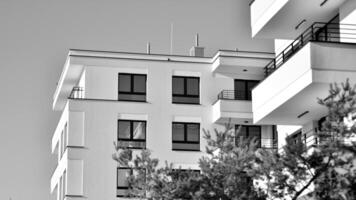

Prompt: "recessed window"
[286,130,302,145]
[116,167,146,198]
[118,73,147,102]
[118,120,146,149]
[235,125,261,147]
[172,122,200,151]
[172,76,200,104]
[234,79,259,100]
[170,169,201,180]
[117,168,131,197]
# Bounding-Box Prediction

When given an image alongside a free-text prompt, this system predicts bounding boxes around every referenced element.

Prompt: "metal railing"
[217,90,252,101]
[70,86,84,99]
[261,138,278,149]
[264,22,356,77]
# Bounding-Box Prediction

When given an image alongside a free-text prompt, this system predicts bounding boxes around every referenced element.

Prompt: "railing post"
[300,34,304,45]
[282,51,285,63]
[311,24,315,40]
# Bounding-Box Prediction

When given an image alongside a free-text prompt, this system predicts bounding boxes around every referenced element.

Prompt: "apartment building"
[250,0,356,148]
[50,46,277,199]
[51,0,356,198]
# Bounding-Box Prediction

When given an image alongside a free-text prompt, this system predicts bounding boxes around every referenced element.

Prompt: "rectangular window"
[235,125,261,147]
[60,123,67,158]
[118,120,146,149]
[172,76,200,104]
[172,122,200,151]
[117,167,146,198]
[170,169,201,180]
[62,170,66,200]
[118,73,147,102]
[286,130,302,145]
[234,79,259,100]
[117,167,131,197]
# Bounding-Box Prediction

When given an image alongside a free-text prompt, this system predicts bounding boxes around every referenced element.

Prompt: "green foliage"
[259,80,356,200]
[197,124,267,200]
[113,124,269,200]
[112,80,356,200]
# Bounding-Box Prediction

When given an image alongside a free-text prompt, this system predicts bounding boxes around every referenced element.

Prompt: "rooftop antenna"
[195,33,199,47]
[170,23,174,55]
[147,42,151,54]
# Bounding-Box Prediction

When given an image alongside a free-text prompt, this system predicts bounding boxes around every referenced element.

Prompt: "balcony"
[212,50,274,79]
[70,87,84,99]
[261,138,278,150]
[250,0,346,38]
[212,90,253,124]
[252,23,356,125]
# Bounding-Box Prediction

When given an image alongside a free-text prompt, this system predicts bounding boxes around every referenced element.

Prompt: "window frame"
[172,122,200,151]
[172,76,200,104]
[234,79,259,101]
[116,167,131,197]
[118,73,147,102]
[235,125,262,147]
[117,120,147,149]
[116,167,146,198]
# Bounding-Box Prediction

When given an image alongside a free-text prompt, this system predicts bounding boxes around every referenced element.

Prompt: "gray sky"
[0,0,272,199]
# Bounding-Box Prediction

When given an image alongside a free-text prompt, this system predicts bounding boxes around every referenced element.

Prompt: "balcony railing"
[264,22,356,77]
[217,90,252,101]
[70,87,84,99]
[261,138,278,149]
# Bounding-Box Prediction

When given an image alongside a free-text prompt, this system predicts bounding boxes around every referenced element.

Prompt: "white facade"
[50,49,276,199]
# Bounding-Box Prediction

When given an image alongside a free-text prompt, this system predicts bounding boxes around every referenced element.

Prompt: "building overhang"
[250,0,346,39]
[52,55,84,111]
[212,99,253,124]
[212,50,274,79]
[252,42,356,125]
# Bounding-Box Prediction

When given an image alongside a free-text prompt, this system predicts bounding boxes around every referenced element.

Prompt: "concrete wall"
[250,0,288,37]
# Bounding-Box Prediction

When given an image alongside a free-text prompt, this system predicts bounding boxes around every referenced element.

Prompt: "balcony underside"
[213,99,253,124]
[251,0,346,39]
[253,42,356,125]
[212,51,273,79]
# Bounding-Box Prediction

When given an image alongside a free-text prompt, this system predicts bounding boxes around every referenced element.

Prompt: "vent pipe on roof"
[190,33,205,57]
[147,42,151,54]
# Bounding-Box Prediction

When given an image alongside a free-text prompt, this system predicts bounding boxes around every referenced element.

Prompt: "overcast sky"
[0,1,272,199]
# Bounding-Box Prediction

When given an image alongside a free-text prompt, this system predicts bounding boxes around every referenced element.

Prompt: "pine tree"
[258,80,356,200]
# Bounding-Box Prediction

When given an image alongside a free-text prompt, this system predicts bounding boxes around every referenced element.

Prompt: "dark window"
[118,120,146,149]
[172,122,200,151]
[234,79,259,100]
[170,169,201,180]
[118,73,147,102]
[286,130,302,145]
[117,167,131,197]
[172,76,200,104]
[116,167,146,198]
[235,125,261,147]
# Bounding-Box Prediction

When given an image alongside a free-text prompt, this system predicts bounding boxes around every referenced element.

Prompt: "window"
[117,167,131,197]
[62,170,66,200]
[234,79,259,100]
[60,123,67,158]
[286,130,302,145]
[170,169,201,180]
[118,120,146,149]
[117,167,146,197]
[118,73,147,102]
[172,122,200,151]
[172,76,200,104]
[235,125,261,147]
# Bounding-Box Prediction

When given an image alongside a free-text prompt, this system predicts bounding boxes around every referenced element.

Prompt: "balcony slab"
[251,0,346,39]
[252,42,356,125]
